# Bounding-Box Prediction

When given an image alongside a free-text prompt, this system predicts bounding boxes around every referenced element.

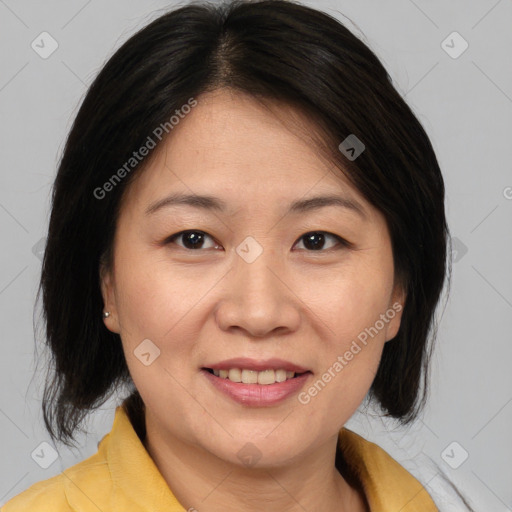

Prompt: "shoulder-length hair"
[37,0,450,447]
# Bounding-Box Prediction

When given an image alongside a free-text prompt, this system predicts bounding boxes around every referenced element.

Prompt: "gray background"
[1,0,511,510]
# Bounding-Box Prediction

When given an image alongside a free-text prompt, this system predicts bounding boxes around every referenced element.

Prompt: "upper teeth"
[212,368,296,384]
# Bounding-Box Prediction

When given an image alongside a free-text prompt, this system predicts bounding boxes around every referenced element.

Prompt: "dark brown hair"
[37,0,450,450]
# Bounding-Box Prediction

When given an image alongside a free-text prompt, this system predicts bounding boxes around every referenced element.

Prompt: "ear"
[384,282,406,342]
[99,261,121,334]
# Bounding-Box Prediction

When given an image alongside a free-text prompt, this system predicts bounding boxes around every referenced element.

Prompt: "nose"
[214,245,301,338]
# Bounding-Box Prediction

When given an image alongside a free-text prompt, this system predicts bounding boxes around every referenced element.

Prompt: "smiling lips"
[202,357,312,405]
[210,368,298,385]
[204,357,310,384]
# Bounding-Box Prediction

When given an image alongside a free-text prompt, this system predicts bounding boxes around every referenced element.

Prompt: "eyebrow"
[145,192,367,220]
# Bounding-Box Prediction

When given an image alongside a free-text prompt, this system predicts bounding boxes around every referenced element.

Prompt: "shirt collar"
[338,428,438,511]
[104,404,184,511]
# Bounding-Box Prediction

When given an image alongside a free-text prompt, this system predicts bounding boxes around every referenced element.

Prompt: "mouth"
[200,365,313,406]
[202,367,311,385]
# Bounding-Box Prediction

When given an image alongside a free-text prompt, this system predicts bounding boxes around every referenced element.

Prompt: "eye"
[164,230,350,252]
[293,231,348,251]
[166,230,221,251]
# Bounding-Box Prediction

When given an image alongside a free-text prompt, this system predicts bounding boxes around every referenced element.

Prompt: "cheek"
[113,252,201,416]
[114,244,191,340]
[306,263,393,344]
[297,262,392,406]
[113,245,212,378]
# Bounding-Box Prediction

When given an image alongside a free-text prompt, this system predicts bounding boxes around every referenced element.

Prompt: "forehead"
[120,89,371,217]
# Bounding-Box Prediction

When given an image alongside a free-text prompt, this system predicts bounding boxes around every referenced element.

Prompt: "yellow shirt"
[2,404,438,511]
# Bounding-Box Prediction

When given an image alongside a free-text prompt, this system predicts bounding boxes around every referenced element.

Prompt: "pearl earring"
[103,311,111,318]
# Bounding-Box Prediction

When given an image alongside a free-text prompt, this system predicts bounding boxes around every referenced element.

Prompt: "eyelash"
[164,230,351,252]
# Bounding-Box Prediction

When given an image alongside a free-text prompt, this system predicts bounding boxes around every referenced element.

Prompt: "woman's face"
[101,88,405,467]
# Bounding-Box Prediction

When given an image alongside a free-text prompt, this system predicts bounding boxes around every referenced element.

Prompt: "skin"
[101,88,405,512]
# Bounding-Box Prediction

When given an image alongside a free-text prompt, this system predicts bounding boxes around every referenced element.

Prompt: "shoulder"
[1,445,112,512]
[1,472,70,512]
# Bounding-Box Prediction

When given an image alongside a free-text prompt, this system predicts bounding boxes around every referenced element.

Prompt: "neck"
[142,417,368,512]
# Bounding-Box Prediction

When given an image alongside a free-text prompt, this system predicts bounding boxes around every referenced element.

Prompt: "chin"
[195,423,310,469]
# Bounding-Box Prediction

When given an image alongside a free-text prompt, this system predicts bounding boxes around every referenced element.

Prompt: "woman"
[2,0,474,510]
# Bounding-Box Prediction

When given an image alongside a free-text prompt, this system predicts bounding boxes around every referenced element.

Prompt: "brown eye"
[294,231,348,251]
[166,230,219,250]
